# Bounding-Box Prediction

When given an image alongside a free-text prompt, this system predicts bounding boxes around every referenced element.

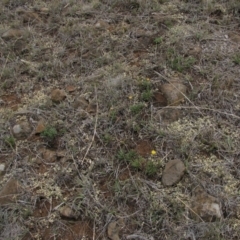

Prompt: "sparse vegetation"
[130,103,145,115]
[41,126,58,141]
[4,136,15,148]
[233,54,240,65]
[1,0,240,239]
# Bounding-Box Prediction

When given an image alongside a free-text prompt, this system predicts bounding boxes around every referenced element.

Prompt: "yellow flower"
[151,150,157,155]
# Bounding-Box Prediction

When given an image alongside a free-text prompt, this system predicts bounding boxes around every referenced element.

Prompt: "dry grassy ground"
[1,0,240,239]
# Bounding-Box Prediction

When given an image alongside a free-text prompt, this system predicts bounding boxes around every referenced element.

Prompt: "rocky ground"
[0,0,240,239]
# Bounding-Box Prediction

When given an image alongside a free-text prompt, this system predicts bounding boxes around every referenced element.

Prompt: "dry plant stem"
[161,106,240,120]
[176,197,205,223]
[93,219,96,240]
[154,70,204,116]
[81,85,99,164]
[0,53,10,80]
[126,234,153,240]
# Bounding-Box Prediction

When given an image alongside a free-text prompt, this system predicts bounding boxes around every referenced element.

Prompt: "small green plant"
[41,126,58,140]
[138,78,151,90]
[130,103,144,115]
[233,54,240,65]
[109,110,117,122]
[131,158,144,170]
[1,68,14,80]
[102,132,112,144]
[141,89,153,101]
[169,55,196,72]
[154,37,163,44]
[117,149,138,162]
[116,149,144,171]
[4,136,16,148]
[113,180,121,194]
[145,162,159,177]
[138,78,153,101]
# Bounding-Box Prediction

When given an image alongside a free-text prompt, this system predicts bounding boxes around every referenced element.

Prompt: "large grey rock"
[162,159,185,186]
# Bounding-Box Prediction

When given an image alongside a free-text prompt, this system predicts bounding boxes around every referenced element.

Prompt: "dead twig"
[81,85,98,164]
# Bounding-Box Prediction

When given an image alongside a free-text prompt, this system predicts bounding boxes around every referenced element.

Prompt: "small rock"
[107,219,125,240]
[191,186,222,222]
[66,85,76,93]
[2,29,27,40]
[0,164,6,173]
[95,20,110,29]
[188,45,202,57]
[12,124,22,134]
[161,82,187,106]
[0,178,22,205]
[59,206,77,219]
[12,120,32,139]
[86,103,97,114]
[39,7,50,14]
[50,89,66,103]
[162,159,185,186]
[35,120,46,134]
[73,96,89,109]
[41,149,57,163]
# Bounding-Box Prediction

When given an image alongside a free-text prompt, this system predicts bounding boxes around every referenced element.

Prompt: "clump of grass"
[232,54,240,65]
[145,161,159,177]
[154,37,163,44]
[116,149,159,174]
[116,149,143,169]
[4,136,16,148]
[102,132,112,144]
[138,78,153,102]
[169,55,196,72]
[117,149,138,162]
[109,109,117,122]
[166,48,196,72]
[130,103,145,115]
[41,126,58,140]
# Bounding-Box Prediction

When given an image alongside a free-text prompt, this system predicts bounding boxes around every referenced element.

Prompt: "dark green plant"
[130,103,144,115]
[154,37,163,44]
[4,136,16,148]
[233,54,240,65]
[131,158,144,170]
[41,126,58,140]
[116,149,138,162]
[145,162,159,177]
[139,79,151,91]
[102,132,112,144]
[141,89,153,102]
[109,110,117,122]
[139,79,153,102]
[169,55,196,72]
